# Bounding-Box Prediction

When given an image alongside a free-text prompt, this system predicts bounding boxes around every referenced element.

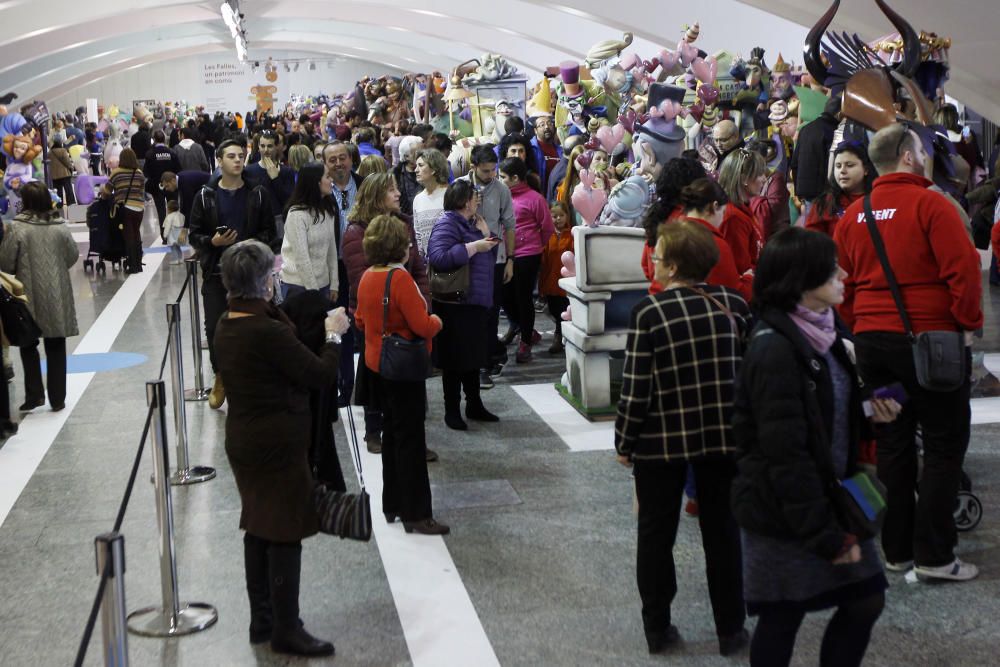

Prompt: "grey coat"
[0,213,80,338]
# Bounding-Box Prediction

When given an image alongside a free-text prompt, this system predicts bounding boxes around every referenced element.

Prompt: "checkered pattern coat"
[615,285,749,461]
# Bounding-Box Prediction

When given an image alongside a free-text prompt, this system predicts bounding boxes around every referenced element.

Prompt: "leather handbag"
[0,284,42,347]
[314,401,371,541]
[429,262,469,304]
[378,269,431,382]
[862,195,967,392]
[832,470,887,540]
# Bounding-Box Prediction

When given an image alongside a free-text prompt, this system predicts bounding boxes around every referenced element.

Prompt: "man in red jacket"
[834,123,983,582]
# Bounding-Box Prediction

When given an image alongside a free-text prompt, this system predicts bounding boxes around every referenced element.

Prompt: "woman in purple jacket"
[427,179,503,430]
[499,157,555,363]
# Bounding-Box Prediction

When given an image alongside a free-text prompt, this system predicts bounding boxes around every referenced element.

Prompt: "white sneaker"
[885,560,913,572]
[914,558,979,581]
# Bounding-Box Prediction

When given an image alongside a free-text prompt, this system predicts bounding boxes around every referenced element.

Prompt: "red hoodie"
[834,172,982,335]
[805,192,862,237]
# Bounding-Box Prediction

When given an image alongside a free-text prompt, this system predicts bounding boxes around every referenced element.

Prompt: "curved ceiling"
[1,0,995,123]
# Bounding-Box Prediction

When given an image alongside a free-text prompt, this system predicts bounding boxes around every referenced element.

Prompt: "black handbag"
[314,403,372,541]
[0,284,42,347]
[378,269,431,382]
[429,262,469,304]
[862,195,967,392]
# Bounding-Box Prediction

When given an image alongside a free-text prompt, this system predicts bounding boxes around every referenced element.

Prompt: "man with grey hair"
[393,135,423,216]
[834,122,983,582]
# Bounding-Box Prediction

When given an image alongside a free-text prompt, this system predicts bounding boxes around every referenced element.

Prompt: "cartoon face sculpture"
[771,70,793,99]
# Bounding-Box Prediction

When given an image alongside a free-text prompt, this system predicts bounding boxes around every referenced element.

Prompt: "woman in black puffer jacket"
[732,227,900,667]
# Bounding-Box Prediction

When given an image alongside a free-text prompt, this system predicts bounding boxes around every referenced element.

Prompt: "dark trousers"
[53,177,75,207]
[546,295,569,338]
[149,188,167,240]
[442,369,482,414]
[21,337,67,407]
[750,593,884,667]
[336,280,354,407]
[855,332,972,566]
[120,207,144,273]
[378,374,432,522]
[502,253,541,345]
[351,324,380,434]
[634,457,744,638]
[202,274,228,373]
[485,262,508,367]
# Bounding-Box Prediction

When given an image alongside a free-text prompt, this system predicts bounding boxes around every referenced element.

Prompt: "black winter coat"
[731,307,869,560]
[188,176,278,276]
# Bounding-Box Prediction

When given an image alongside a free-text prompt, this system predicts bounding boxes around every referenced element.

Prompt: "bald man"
[712,119,744,167]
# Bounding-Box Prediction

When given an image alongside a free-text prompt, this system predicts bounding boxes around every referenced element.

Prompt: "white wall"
[46,51,403,115]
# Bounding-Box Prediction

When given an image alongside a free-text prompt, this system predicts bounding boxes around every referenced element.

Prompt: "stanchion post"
[165,303,215,485]
[184,260,210,402]
[127,380,218,638]
[95,532,129,666]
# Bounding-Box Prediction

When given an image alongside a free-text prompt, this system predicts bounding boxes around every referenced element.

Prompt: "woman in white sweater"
[279,162,339,301]
[411,148,450,260]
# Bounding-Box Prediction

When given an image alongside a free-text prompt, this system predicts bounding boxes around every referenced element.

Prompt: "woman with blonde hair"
[717,148,766,279]
[357,154,388,179]
[556,145,587,225]
[286,144,313,173]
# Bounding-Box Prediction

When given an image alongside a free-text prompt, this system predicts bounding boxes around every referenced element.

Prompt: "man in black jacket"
[245,130,296,235]
[143,130,181,239]
[189,139,278,408]
[130,121,151,166]
[790,96,840,217]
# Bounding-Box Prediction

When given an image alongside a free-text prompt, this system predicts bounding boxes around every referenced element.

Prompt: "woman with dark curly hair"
[640,157,707,293]
[499,132,542,193]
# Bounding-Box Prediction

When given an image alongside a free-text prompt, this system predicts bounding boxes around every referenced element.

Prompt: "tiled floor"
[1,212,1000,665]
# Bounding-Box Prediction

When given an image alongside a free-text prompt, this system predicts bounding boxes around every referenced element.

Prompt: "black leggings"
[502,253,541,345]
[546,295,569,338]
[750,592,884,667]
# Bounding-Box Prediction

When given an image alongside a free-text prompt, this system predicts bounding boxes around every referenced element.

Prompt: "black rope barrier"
[73,269,193,665]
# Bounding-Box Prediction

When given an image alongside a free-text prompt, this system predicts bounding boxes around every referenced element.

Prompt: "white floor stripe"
[0,245,166,528]
[511,383,614,451]
[72,231,89,243]
[339,405,499,667]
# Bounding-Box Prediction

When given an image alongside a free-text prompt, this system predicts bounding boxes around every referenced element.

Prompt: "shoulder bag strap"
[862,193,915,341]
[687,285,738,335]
[381,268,396,338]
[345,398,365,489]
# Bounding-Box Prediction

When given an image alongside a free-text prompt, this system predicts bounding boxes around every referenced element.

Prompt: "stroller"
[83,197,125,274]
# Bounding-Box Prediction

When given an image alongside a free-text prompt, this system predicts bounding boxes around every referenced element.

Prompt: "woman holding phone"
[427,179,502,430]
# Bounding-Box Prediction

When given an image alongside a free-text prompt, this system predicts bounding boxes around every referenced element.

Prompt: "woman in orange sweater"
[718,148,766,278]
[355,214,446,535]
[538,202,575,353]
[804,142,874,237]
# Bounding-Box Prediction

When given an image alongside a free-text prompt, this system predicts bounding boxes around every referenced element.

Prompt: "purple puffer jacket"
[426,209,495,308]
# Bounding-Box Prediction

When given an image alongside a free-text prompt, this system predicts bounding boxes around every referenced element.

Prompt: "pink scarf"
[788,305,836,354]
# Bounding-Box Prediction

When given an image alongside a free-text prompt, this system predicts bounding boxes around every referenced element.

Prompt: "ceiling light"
[309,61,316,71]
[410,9,448,18]
[293,61,300,72]
[283,62,290,72]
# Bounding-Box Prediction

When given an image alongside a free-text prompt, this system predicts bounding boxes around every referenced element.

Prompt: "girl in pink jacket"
[499,157,555,363]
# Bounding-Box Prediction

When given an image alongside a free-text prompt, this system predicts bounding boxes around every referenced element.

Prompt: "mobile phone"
[215,225,230,235]
[862,382,908,417]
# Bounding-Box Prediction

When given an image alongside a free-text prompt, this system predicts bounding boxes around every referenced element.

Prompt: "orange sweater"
[355,267,442,374]
[539,229,574,296]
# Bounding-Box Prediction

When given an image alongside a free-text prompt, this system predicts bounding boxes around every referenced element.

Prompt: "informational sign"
[201,61,253,113]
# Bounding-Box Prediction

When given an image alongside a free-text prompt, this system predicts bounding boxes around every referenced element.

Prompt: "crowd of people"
[0,18,998,661]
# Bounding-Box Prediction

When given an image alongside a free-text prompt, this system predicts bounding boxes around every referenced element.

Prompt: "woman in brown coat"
[48,138,76,217]
[214,240,349,658]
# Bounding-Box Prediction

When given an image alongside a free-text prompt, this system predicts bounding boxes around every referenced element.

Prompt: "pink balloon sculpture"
[571,170,608,227]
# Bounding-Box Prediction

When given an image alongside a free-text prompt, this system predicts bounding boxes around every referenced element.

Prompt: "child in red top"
[539,202,575,353]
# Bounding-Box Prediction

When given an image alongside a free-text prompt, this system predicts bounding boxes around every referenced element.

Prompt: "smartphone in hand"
[862,382,908,417]
[215,225,230,235]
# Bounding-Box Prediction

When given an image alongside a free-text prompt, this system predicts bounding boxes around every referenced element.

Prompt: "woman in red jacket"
[805,142,874,237]
[718,148,766,277]
[676,178,753,301]
[640,157,708,294]
[355,215,447,535]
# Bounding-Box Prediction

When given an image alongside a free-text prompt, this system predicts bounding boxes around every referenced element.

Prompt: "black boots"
[266,541,335,657]
[243,534,272,644]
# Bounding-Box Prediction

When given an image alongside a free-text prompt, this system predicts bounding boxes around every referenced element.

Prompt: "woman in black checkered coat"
[615,219,750,657]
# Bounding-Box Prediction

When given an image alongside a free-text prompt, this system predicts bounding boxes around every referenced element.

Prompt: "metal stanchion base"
[184,388,211,402]
[169,466,216,486]
[200,339,209,350]
[127,602,218,637]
